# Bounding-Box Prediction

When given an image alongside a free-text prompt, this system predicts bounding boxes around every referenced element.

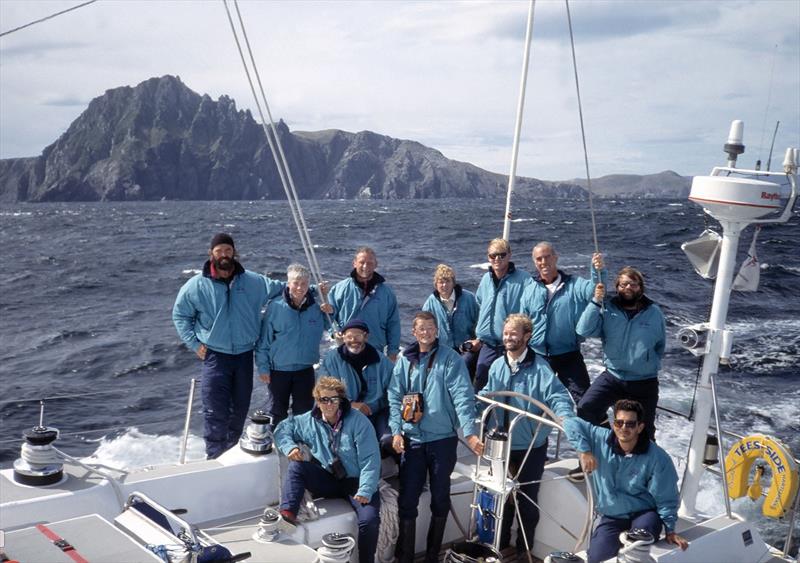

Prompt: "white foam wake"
[83,427,205,470]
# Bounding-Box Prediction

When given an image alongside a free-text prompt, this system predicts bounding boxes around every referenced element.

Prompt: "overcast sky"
[1,0,798,180]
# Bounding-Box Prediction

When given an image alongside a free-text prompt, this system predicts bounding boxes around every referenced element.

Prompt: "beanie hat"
[342,319,369,333]
[210,233,235,250]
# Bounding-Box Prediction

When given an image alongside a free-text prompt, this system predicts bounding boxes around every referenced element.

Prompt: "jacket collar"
[350,269,385,295]
[610,294,654,313]
[535,269,571,285]
[337,342,380,367]
[607,429,651,456]
[202,260,245,280]
[432,284,463,303]
[283,286,316,311]
[503,347,537,371]
[490,262,517,285]
[403,339,440,365]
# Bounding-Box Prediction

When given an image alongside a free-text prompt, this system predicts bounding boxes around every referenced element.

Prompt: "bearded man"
[173,233,285,459]
[576,267,666,441]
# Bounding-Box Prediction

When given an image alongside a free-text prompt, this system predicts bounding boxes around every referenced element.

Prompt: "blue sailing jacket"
[520,265,606,356]
[328,271,401,355]
[388,342,478,443]
[274,400,381,500]
[479,349,575,450]
[576,295,666,381]
[319,345,393,414]
[255,287,330,373]
[422,285,479,349]
[173,261,284,355]
[475,264,532,347]
[563,417,680,532]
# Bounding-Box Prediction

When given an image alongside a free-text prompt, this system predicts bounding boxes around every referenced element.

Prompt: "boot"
[397,518,416,563]
[424,516,448,563]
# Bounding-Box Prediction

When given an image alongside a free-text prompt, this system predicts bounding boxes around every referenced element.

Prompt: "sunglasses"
[318,396,341,405]
[488,252,508,260]
[613,419,639,429]
[618,281,640,288]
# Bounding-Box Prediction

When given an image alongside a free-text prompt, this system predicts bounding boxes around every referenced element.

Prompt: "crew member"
[564,400,689,563]
[320,319,393,443]
[172,233,284,459]
[474,239,531,391]
[255,263,332,429]
[389,312,483,563]
[421,263,480,381]
[275,377,381,563]
[328,246,401,361]
[520,242,605,403]
[479,314,575,557]
[576,267,666,441]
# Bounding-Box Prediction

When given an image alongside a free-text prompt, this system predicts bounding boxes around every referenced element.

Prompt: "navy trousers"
[398,435,458,519]
[266,366,315,428]
[499,443,548,551]
[201,349,254,459]
[474,343,504,392]
[577,370,659,441]
[545,350,590,404]
[588,509,663,563]
[281,461,381,563]
[459,347,479,384]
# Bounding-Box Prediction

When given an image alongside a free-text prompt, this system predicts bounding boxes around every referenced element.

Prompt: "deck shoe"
[279,509,298,526]
[424,516,448,563]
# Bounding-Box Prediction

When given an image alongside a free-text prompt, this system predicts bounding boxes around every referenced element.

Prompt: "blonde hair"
[487,238,510,254]
[313,376,347,399]
[504,313,533,335]
[433,264,455,284]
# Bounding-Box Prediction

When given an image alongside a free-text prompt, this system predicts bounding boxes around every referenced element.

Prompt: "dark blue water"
[1,198,798,548]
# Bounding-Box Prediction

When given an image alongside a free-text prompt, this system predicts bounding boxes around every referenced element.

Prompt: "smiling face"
[435,275,455,299]
[502,321,530,355]
[353,251,377,282]
[288,275,310,303]
[487,242,510,276]
[533,244,558,283]
[412,318,438,349]
[612,409,645,450]
[343,328,368,354]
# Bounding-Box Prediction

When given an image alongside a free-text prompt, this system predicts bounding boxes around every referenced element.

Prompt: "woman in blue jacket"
[389,312,483,563]
[275,377,381,563]
[422,264,480,381]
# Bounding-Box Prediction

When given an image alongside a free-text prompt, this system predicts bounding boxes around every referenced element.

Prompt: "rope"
[565,0,600,255]
[376,479,400,563]
[0,0,98,37]
[222,0,338,330]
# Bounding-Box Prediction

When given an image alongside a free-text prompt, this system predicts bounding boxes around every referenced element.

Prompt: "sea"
[1,198,798,552]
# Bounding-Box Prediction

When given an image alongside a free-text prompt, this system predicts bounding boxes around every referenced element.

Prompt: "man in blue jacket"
[576,267,666,441]
[421,263,480,381]
[172,233,285,459]
[564,400,689,563]
[389,311,483,563]
[520,242,605,403]
[474,239,532,391]
[255,263,332,429]
[479,313,575,557]
[275,377,381,563]
[319,319,393,443]
[328,246,401,361]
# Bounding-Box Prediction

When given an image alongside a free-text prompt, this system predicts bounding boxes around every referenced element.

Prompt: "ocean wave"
[83,428,205,470]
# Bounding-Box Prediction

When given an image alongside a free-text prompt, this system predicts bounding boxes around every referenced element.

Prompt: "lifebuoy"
[724,433,799,518]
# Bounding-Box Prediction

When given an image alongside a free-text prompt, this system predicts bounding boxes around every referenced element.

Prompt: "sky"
[0,0,798,181]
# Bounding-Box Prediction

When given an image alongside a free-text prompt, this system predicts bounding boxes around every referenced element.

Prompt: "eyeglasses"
[318,396,341,405]
[618,281,640,288]
[613,419,639,429]
[488,252,508,260]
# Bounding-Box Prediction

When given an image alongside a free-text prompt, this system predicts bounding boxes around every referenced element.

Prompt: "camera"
[329,457,347,480]
[460,340,474,353]
[401,393,424,423]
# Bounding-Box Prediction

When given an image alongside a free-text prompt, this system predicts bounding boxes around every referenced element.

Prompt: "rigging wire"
[222,0,337,329]
[0,0,98,38]
[756,44,779,165]
[565,0,600,255]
